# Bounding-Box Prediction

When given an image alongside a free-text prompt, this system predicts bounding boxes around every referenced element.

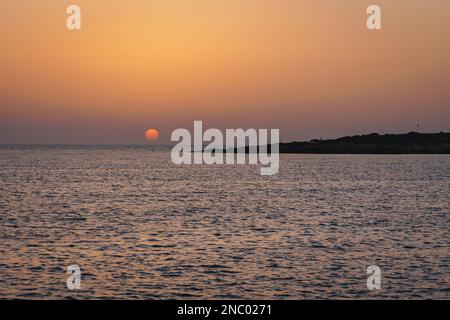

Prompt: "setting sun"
[145,129,159,141]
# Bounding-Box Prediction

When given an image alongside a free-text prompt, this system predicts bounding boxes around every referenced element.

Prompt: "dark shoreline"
[225,132,450,154]
[1,132,450,154]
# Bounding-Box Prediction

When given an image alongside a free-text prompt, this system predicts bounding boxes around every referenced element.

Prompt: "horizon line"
[1,131,448,147]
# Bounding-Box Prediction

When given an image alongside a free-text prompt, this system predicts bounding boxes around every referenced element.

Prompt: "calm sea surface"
[0,146,448,299]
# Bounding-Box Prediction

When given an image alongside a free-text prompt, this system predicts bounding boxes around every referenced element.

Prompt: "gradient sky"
[1,0,449,144]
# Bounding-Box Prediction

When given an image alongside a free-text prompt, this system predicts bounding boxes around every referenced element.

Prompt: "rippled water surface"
[0,146,448,299]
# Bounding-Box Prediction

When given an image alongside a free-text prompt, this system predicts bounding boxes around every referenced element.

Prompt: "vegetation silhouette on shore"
[223,132,450,154]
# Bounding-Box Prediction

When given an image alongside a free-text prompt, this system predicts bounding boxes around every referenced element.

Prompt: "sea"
[0,146,448,299]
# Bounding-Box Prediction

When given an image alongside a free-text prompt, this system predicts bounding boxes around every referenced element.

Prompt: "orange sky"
[1,0,449,144]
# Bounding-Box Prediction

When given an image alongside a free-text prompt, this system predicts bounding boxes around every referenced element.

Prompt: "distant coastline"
[228,132,450,154]
[2,132,450,154]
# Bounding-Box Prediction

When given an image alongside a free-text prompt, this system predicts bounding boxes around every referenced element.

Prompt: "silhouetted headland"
[221,132,450,154]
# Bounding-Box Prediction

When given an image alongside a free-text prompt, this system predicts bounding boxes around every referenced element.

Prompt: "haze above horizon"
[1,0,449,144]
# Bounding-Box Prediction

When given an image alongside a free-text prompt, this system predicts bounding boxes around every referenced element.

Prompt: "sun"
[145,128,159,141]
